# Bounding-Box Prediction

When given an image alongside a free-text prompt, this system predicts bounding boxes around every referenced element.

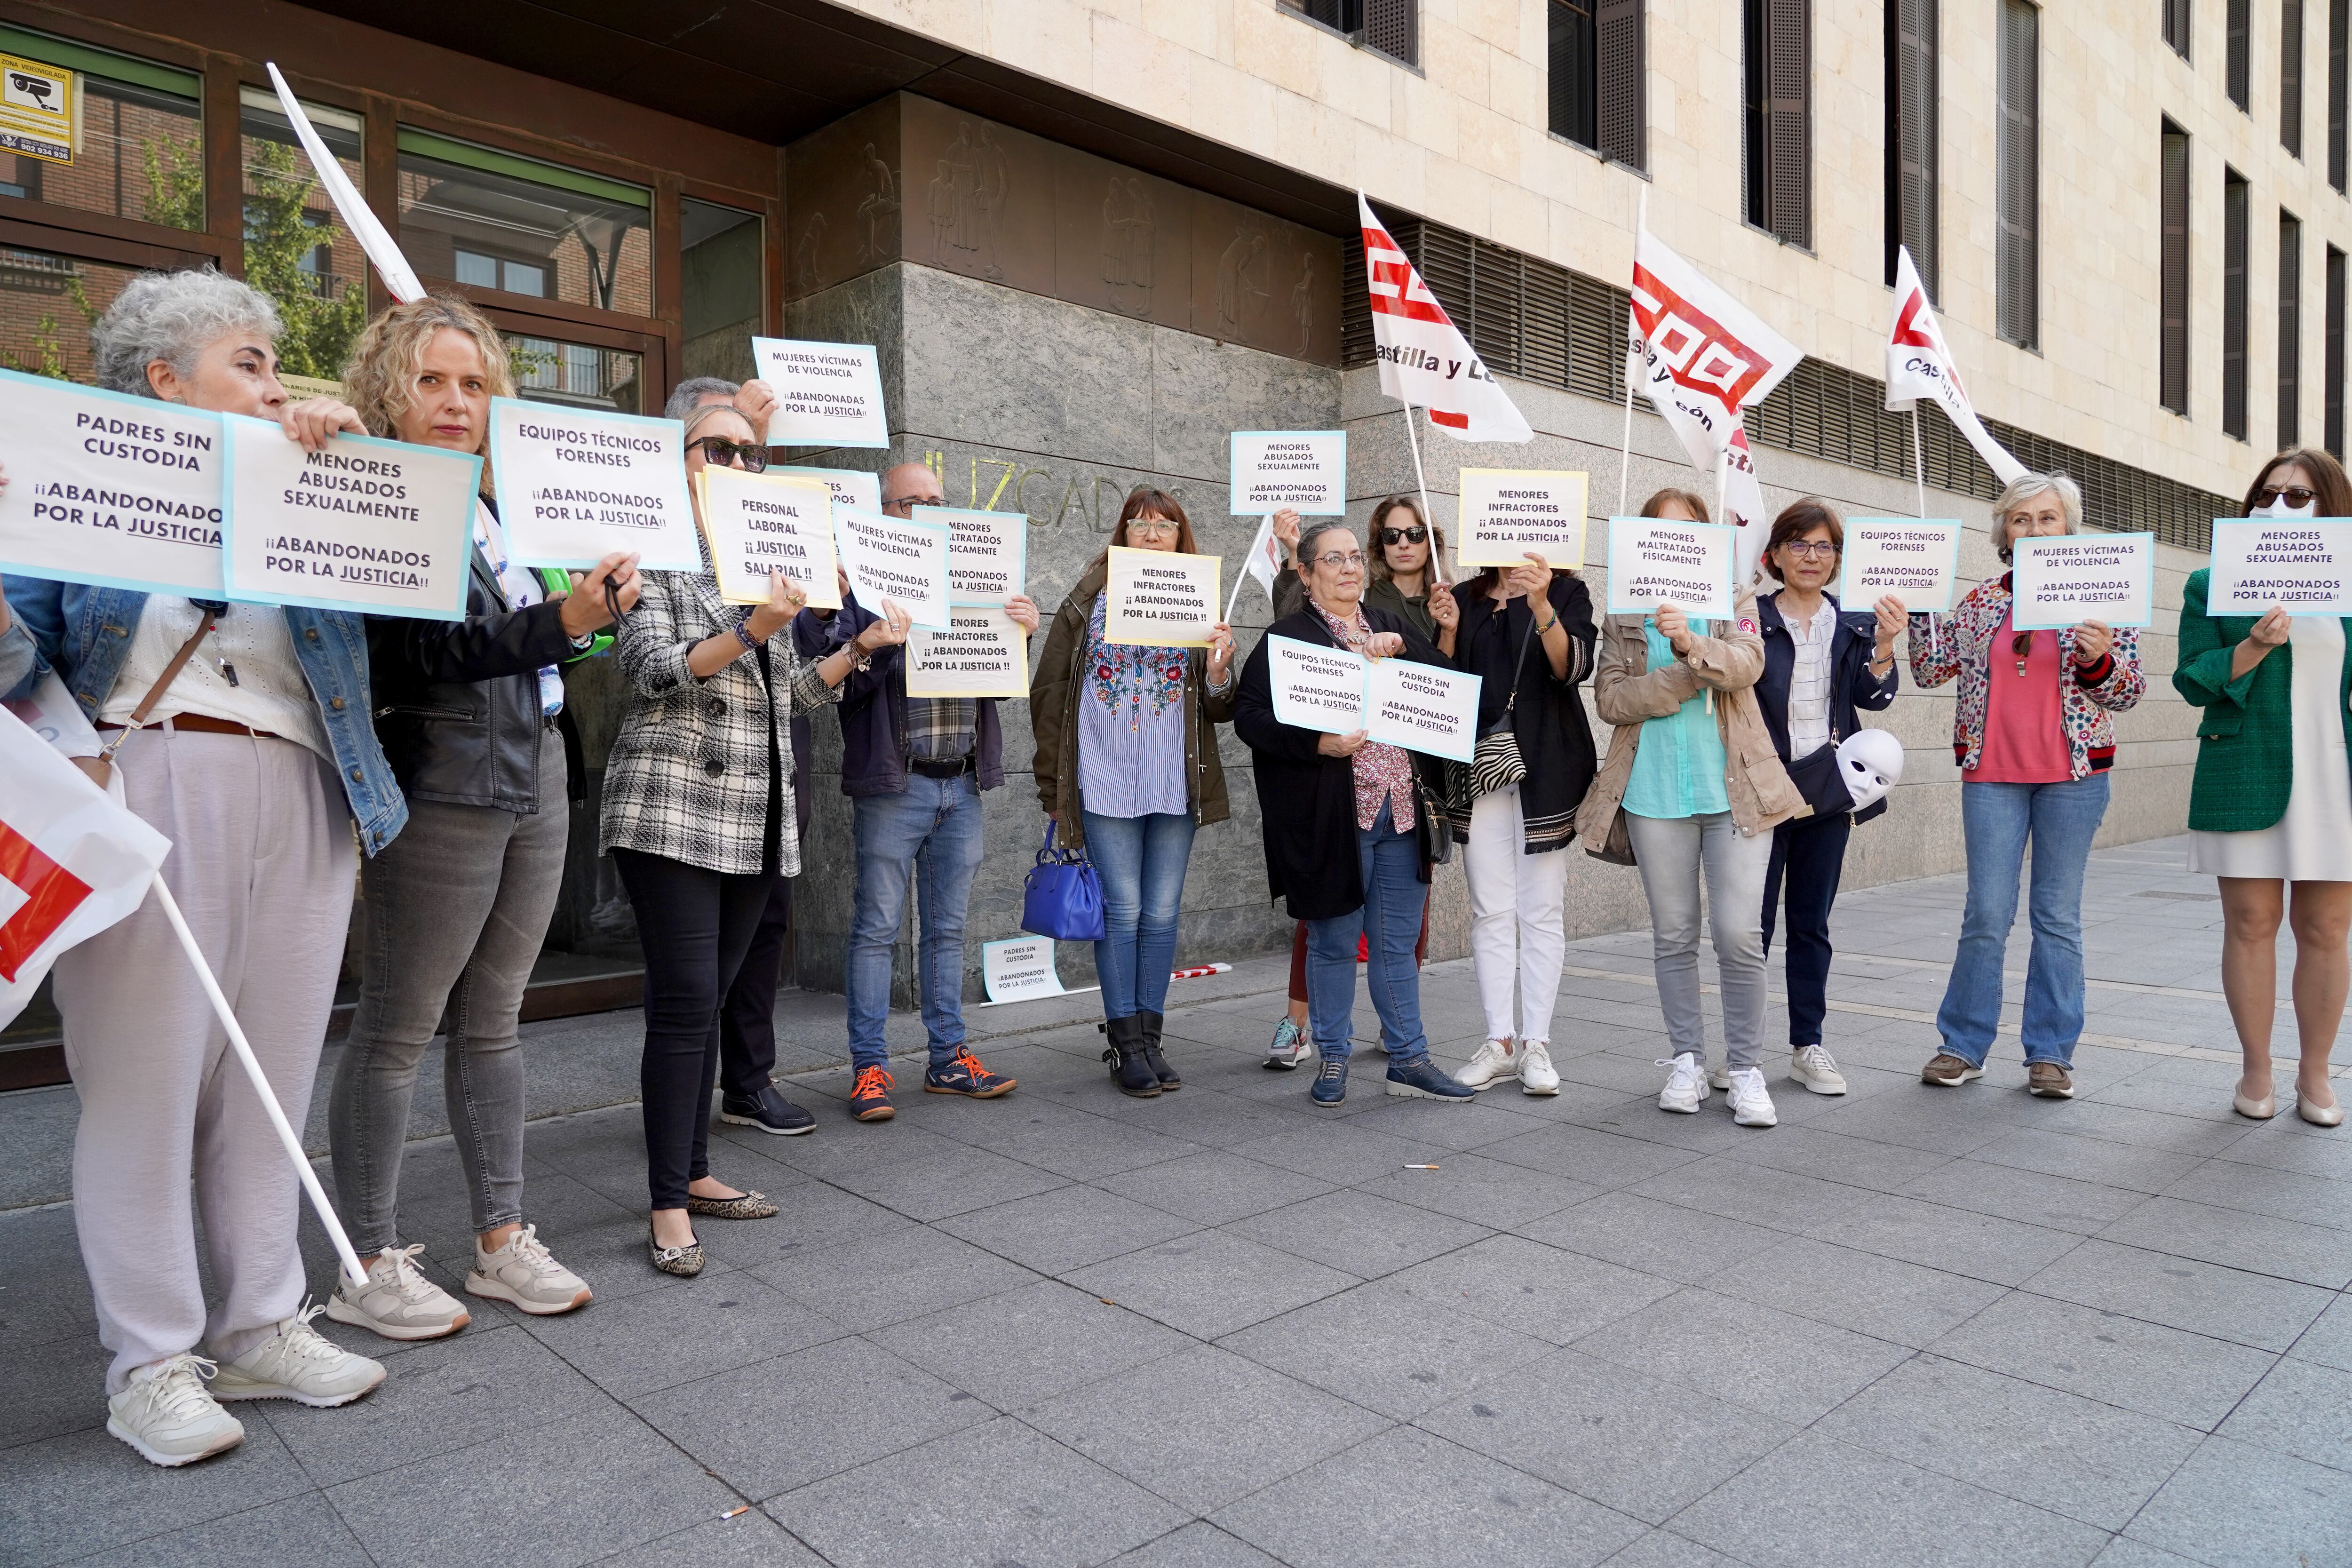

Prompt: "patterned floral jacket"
[1908,572,2144,780]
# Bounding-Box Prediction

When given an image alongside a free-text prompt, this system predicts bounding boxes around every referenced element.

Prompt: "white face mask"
[2250,497,2319,519]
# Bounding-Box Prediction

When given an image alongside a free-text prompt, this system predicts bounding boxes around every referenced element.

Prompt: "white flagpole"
[1617,186,1647,517]
[1910,406,1942,659]
[1224,514,1271,623]
[1399,404,1444,585]
[151,873,366,1289]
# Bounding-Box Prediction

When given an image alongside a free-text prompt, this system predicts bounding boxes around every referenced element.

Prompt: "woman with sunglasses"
[1033,489,1238,1096]
[2177,449,2352,1126]
[1911,472,2143,1099]
[602,403,909,1275]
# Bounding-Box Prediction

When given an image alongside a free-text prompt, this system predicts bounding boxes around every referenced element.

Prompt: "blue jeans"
[1305,804,1431,1066]
[847,773,986,1071]
[1081,810,1196,1018]
[1936,773,2111,1067]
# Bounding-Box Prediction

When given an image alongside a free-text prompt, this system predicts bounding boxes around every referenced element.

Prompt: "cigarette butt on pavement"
[1405,1163,1440,1171]
[720,1506,751,1520]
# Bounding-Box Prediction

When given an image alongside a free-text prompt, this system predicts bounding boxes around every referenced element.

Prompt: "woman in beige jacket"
[1575,490,1803,1128]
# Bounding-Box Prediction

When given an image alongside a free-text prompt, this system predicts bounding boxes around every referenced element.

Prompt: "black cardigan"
[1235,605,1449,922]
[1448,573,1599,852]
[1753,589,1900,824]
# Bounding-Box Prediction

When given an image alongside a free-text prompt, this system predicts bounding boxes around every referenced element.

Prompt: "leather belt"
[98,715,285,742]
[907,755,974,779]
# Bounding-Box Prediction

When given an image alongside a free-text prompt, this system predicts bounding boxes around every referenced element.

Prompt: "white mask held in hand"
[1837,729,1905,813]
[2250,498,2319,519]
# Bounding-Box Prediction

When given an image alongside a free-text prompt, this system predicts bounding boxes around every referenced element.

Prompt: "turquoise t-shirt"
[1621,617,1731,820]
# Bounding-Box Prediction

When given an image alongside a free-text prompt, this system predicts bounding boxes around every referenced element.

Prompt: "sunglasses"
[2253,485,2319,509]
[1379,524,1429,546]
[687,437,768,472]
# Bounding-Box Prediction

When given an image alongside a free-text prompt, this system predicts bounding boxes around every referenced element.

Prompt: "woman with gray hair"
[0,269,403,1466]
[1907,472,2145,1099]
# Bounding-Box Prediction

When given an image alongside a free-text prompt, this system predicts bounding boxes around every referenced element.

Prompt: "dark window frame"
[2333,0,2349,191]
[2163,120,2192,416]
[1995,0,2039,348]
[2165,0,2192,59]
[2225,166,2250,439]
[2282,209,2304,445]
[2288,0,2307,156]
[2327,243,2345,455]
[2230,0,2253,111]
[1742,0,1812,248]
[1277,0,1420,70]
[1885,0,1939,295]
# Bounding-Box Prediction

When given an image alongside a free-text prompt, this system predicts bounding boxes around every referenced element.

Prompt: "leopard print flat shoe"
[648,1227,705,1277]
[684,1189,778,1220]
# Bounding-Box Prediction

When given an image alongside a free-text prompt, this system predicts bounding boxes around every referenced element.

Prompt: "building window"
[1885,0,1938,294]
[2333,0,2348,191]
[2282,210,2304,446]
[2327,244,2345,455]
[1548,1,1646,169]
[238,88,366,382]
[2225,167,2249,439]
[396,131,652,316]
[1995,0,2038,348]
[1279,0,1418,67]
[681,198,762,383]
[1742,0,1811,247]
[2164,122,2191,415]
[2166,0,2192,58]
[2288,0,2307,156]
[2230,0,2252,111]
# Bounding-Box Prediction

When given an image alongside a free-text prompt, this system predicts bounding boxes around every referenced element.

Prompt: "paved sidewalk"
[3,836,2350,1567]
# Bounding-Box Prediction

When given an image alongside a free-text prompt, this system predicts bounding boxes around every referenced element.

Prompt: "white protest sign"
[2010,533,2155,630]
[221,416,477,618]
[906,606,1030,698]
[1839,517,1962,613]
[696,467,839,609]
[773,463,882,515]
[835,505,950,629]
[2207,519,2352,616]
[486,398,700,571]
[1366,657,1482,763]
[1105,547,1220,647]
[1265,634,1370,735]
[1229,431,1347,516]
[0,369,227,597]
[919,506,1027,606]
[751,338,890,449]
[1605,517,1736,618]
[979,935,1097,1005]
[1458,468,1588,570]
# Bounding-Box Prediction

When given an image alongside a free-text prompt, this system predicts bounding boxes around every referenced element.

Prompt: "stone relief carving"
[793,212,827,295]
[1214,220,1271,335]
[1291,252,1317,358]
[1101,175,1155,316]
[928,121,1009,280]
[855,143,899,264]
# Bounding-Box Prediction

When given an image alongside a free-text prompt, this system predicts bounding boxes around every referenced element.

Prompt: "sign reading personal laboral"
[921,507,1027,605]
[0,54,75,164]
[2010,532,2156,630]
[0,369,228,597]
[906,606,1030,699]
[1104,546,1219,646]
[221,416,477,618]
[751,337,890,450]
[486,398,699,571]
[1265,635,1371,735]
[1839,518,1963,613]
[1366,657,1481,763]
[1229,431,1346,516]
[2207,518,2352,616]
[1458,469,1588,569]
[697,467,841,610]
[1605,517,1736,618]
[834,505,951,629]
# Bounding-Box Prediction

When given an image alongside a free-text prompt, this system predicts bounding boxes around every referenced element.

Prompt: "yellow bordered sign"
[0,55,75,165]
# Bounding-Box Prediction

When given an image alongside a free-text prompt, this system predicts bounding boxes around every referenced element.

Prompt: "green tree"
[241,140,366,379]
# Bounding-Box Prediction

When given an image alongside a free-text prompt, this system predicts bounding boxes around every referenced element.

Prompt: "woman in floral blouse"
[1033,490,1239,1096]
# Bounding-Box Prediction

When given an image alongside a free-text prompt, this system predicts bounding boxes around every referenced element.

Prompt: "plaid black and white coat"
[598,565,842,876]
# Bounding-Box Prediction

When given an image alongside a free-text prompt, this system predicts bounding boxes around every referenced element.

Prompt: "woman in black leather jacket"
[325,296,641,1341]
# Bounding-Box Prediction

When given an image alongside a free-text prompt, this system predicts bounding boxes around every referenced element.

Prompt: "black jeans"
[613,848,779,1209]
[718,879,792,1099]
[1761,812,1852,1048]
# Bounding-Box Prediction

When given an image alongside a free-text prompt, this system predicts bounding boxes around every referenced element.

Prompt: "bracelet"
[1535,614,1559,636]
[733,618,760,653]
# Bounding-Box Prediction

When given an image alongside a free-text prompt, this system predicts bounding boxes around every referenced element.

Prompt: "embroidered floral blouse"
[1076,591,1194,818]
[1312,599,1416,833]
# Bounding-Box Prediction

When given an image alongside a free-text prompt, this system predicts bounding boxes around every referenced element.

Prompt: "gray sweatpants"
[56,728,355,1394]
[1624,810,1774,1071]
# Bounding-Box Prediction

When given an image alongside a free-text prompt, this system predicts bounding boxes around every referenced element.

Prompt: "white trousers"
[1464,785,1570,1043]
[56,729,355,1393]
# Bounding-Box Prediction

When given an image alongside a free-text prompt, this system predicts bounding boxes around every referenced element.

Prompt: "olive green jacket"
[2172,567,2352,832]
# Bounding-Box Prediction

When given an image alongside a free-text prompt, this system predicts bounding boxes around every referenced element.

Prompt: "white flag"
[1359,194,1532,444]
[266,64,426,305]
[1884,246,2025,487]
[1240,515,1284,611]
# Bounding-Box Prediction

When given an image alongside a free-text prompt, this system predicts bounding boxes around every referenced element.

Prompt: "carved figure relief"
[1215,221,1271,335]
[1101,176,1155,315]
[972,126,1008,281]
[1292,252,1317,357]
[855,143,899,264]
[793,212,827,295]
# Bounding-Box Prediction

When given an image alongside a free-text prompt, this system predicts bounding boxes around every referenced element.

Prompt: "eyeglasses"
[881,494,941,514]
[687,437,768,472]
[2254,485,2319,509]
[1311,550,1368,570]
[1778,540,1837,560]
[1379,524,1429,546]
[1128,518,1180,538]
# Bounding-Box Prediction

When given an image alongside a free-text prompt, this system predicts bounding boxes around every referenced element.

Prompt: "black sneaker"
[718,1083,816,1136]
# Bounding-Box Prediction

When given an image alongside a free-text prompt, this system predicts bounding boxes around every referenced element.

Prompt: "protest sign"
[2206,519,2352,616]
[750,338,890,449]
[1458,468,1588,570]
[1839,517,1962,613]
[0,369,228,597]
[1366,658,1481,763]
[1266,634,1370,735]
[835,505,951,629]
[979,936,1097,1005]
[1605,517,1736,618]
[920,506,1027,605]
[773,463,882,515]
[2010,533,2155,630]
[906,606,1030,699]
[1105,546,1220,646]
[696,467,839,609]
[486,398,699,571]
[221,415,477,618]
[1229,431,1347,516]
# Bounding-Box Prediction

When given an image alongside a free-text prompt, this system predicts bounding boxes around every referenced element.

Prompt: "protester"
[322,297,640,1339]
[1235,519,1473,1105]
[603,405,907,1276]
[1910,472,2145,1097]
[1033,489,1238,1095]
[824,462,1040,1122]
[1574,489,1803,1128]
[1750,499,1902,1098]
[2177,448,2352,1127]
[2,270,397,1465]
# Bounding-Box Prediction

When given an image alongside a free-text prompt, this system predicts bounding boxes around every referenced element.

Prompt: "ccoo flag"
[1359,194,1532,443]
[1884,246,2025,487]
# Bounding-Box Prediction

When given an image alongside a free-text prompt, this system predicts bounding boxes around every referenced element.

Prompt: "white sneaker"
[106,1353,244,1467]
[326,1243,470,1341]
[1790,1044,1848,1096]
[1518,1040,1560,1096]
[468,1224,592,1316]
[1726,1067,1780,1127]
[210,1304,387,1409]
[1657,1053,1708,1114]
[1455,1039,1518,1090]
[1708,1062,1731,1091]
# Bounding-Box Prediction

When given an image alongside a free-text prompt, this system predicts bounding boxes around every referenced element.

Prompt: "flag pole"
[1224,515,1268,623]
[1399,403,1444,585]
[1910,406,1942,659]
[150,873,366,1289]
[1617,186,1647,517]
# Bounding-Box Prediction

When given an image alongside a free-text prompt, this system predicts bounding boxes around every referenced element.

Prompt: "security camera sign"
[0,55,73,165]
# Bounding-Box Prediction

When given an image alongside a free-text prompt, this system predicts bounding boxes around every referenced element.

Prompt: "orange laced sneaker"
[922,1047,1017,1099]
[849,1065,896,1122]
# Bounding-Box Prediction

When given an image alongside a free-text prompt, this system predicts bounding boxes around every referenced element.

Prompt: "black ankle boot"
[1137,1010,1181,1090]
[1099,1015,1160,1098]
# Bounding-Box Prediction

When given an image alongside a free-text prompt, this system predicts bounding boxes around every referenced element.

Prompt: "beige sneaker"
[1518,1040,1560,1096]
[1455,1040,1518,1090]
[106,1353,244,1468]
[211,1304,386,1408]
[1789,1044,1848,1096]
[326,1243,470,1341]
[466,1224,592,1316]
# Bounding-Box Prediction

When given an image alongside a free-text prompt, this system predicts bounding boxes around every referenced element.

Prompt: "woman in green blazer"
[2175,447,2352,1126]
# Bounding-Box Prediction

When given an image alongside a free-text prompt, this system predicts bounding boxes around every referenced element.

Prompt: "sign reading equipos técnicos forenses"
[751,337,890,450]
[1838,518,1962,613]
[2009,532,2155,630]
[486,398,700,571]
[1229,431,1347,516]
[2206,518,2352,616]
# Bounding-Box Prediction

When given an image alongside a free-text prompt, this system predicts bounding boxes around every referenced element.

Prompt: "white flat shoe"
[2296,1096,2345,1127]
[2233,1090,2278,1120]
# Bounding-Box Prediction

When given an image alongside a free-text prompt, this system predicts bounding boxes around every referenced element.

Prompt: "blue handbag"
[1021,820,1107,942]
